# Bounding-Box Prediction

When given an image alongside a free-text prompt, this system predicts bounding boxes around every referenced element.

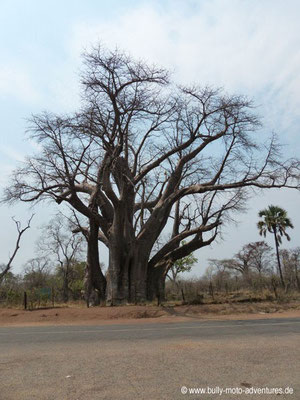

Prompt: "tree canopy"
[3,46,300,304]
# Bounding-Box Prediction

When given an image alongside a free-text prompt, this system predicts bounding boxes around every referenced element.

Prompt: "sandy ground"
[1,301,300,327]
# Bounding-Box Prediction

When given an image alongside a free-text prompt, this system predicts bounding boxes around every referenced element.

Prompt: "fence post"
[23,291,27,310]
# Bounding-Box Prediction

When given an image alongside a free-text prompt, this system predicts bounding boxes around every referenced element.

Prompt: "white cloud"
[0,64,40,104]
[27,138,43,153]
[0,145,25,162]
[68,1,300,139]
[0,145,26,188]
[0,163,14,188]
[64,1,300,274]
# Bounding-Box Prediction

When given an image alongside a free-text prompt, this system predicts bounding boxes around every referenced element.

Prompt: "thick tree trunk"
[85,218,107,306]
[106,241,155,305]
[104,165,174,304]
[128,249,150,303]
[147,264,166,303]
[104,175,173,305]
[106,192,136,305]
[106,241,130,305]
[106,246,150,305]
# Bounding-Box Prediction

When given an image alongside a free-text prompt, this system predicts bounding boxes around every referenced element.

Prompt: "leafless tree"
[246,241,273,276]
[3,47,300,304]
[0,215,34,284]
[280,248,300,291]
[208,259,236,290]
[23,257,51,290]
[210,241,273,286]
[37,215,84,302]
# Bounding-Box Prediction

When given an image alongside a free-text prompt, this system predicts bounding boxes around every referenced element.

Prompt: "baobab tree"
[257,205,294,288]
[3,46,300,304]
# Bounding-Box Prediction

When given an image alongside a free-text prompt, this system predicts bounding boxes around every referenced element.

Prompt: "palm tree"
[257,205,294,288]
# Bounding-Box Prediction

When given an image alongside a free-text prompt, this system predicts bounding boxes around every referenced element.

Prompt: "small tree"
[55,260,86,300]
[23,257,51,290]
[246,241,273,277]
[206,260,233,292]
[37,215,84,302]
[280,248,300,291]
[167,250,197,286]
[209,241,273,289]
[257,205,294,288]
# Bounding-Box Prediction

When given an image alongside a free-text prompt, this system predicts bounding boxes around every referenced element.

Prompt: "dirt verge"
[1,301,300,327]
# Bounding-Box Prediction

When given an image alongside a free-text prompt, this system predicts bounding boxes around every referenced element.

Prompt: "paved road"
[1,318,299,399]
[0,317,300,344]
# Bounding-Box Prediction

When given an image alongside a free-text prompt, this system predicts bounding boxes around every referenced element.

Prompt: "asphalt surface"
[1,318,299,399]
[0,317,300,343]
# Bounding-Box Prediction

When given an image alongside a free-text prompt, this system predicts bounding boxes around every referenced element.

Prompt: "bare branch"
[0,215,34,282]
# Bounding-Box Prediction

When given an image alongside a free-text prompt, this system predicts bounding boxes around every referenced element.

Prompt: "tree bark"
[106,240,130,305]
[147,264,166,303]
[106,245,150,305]
[105,182,137,305]
[85,218,107,305]
[128,249,150,303]
[273,227,285,288]
[105,207,131,305]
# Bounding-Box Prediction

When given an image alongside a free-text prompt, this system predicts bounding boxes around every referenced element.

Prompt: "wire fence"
[0,287,56,309]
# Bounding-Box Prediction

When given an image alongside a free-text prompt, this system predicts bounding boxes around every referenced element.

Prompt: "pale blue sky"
[1,0,300,275]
